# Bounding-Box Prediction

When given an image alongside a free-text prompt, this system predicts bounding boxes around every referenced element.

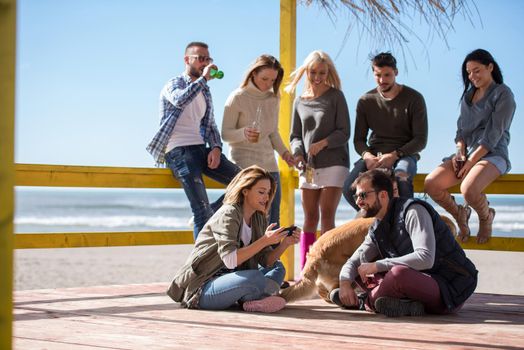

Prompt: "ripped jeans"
[165,145,240,239]
[199,261,286,310]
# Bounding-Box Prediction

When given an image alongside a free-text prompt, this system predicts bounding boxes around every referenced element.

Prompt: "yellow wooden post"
[0,0,16,348]
[278,0,297,280]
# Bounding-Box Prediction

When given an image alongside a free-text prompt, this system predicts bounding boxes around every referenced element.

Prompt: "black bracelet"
[395,149,405,158]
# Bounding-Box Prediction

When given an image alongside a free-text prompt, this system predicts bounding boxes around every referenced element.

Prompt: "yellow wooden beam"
[14,230,524,252]
[413,173,524,194]
[15,163,225,189]
[13,164,524,251]
[15,231,194,249]
[459,237,524,252]
[16,163,524,194]
[0,0,16,347]
[279,0,297,281]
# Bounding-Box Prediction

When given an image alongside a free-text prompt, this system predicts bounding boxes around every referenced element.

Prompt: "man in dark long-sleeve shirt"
[343,52,428,211]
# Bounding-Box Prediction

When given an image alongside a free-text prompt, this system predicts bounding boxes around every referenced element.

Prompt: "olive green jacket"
[167,203,271,307]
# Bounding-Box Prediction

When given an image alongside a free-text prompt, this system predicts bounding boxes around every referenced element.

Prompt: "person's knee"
[395,171,414,197]
[461,186,479,204]
[424,175,435,194]
[272,260,286,272]
[424,174,450,198]
[255,277,273,296]
[390,265,411,277]
[304,210,320,224]
[239,270,267,293]
[385,265,413,287]
[193,200,213,219]
[395,170,410,182]
[265,261,286,281]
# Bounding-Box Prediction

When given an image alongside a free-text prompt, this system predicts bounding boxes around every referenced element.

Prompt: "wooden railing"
[14,163,524,252]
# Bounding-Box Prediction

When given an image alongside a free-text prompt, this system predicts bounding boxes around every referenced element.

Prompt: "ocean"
[14,187,524,238]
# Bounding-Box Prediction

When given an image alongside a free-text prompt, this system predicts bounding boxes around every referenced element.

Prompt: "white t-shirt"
[166,92,206,152]
[222,218,252,269]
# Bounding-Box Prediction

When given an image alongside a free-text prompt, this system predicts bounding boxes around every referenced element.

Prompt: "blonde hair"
[240,54,284,96]
[224,165,276,213]
[284,50,342,95]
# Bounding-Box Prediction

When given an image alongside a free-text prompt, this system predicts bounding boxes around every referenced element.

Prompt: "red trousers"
[357,265,462,314]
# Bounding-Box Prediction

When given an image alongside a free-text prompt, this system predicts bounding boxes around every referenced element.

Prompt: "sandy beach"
[14,245,524,296]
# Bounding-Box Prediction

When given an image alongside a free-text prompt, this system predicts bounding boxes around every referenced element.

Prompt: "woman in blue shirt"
[425,49,516,244]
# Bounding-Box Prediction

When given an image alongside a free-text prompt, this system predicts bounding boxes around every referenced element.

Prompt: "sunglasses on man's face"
[353,190,377,202]
[187,55,213,64]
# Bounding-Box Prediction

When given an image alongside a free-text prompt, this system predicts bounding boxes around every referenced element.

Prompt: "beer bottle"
[210,68,224,79]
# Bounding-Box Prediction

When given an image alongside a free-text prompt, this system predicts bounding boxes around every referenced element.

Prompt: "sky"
[15,0,523,174]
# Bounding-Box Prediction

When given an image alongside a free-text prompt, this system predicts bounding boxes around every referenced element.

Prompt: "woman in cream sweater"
[222,55,295,227]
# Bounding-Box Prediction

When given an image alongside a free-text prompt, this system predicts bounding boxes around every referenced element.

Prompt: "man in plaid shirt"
[147,42,240,239]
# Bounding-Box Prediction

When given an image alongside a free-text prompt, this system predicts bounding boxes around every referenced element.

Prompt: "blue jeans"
[343,156,418,210]
[165,145,241,238]
[198,261,286,310]
[269,172,281,227]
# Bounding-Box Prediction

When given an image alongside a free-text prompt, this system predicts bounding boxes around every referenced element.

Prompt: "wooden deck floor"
[13,283,524,350]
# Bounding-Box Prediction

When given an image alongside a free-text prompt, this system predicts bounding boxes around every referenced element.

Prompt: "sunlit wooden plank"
[15,231,194,249]
[0,0,16,346]
[459,236,524,252]
[15,163,225,189]
[413,173,524,194]
[279,0,297,281]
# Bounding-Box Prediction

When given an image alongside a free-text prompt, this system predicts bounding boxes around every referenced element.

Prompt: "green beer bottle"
[210,68,224,79]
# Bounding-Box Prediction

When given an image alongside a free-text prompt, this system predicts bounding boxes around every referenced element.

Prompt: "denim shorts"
[443,154,508,174]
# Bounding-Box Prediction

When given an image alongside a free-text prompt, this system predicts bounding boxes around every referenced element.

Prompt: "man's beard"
[361,199,381,218]
[379,84,393,93]
[189,66,203,79]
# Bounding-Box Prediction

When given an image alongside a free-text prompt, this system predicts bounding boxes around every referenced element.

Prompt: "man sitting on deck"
[331,169,478,317]
[342,52,428,214]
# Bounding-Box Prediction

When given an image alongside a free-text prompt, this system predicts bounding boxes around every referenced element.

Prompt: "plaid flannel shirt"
[146,73,222,167]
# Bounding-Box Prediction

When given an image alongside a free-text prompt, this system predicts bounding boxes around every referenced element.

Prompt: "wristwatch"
[395,149,405,158]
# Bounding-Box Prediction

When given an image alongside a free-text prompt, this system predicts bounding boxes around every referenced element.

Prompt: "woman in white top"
[166,165,300,312]
[222,55,295,227]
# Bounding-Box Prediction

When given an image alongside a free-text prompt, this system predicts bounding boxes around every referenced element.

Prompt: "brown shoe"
[456,204,472,242]
[477,208,495,244]
[374,297,425,317]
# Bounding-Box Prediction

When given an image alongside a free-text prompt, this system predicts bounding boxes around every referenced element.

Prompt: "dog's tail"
[279,256,319,303]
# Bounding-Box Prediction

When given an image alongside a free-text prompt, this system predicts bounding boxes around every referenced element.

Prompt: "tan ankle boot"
[431,193,471,241]
[470,194,495,244]
[456,204,472,242]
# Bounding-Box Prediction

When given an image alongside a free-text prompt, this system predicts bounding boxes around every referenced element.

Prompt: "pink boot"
[299,232,316,270]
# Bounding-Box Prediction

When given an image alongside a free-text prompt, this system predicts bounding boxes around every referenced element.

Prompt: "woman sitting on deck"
[425,49,516,244]
[166,165,300,312]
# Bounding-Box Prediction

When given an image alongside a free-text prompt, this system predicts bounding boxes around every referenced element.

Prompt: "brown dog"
[280,216,457,303]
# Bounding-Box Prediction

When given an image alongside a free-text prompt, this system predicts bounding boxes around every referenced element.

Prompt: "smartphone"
[282,225,297,236]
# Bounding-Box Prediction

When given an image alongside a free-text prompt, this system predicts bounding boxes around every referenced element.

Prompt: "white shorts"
[299,165,349,190]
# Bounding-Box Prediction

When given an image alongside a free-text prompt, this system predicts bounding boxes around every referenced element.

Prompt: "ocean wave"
[490,205,524,212]
[63,200,190,210]
[15,215,190,229]
[492,222,524,231]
